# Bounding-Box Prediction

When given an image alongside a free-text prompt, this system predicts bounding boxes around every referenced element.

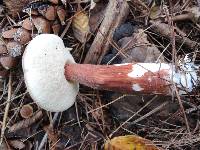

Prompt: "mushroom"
[22,34,79,112]
[22,34,200,112]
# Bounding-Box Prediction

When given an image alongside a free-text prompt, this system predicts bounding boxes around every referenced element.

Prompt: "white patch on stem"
[128,63,170,78]
[132,84,144,91]
[114,63,130,66]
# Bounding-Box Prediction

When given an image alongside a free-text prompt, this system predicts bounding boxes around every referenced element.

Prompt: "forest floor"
[0,0,200,149]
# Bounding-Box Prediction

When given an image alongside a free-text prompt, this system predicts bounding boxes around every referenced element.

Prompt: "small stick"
[84,0,129,64]
[150,20,199,50]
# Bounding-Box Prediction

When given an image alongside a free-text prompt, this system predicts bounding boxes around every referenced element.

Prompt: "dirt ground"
[0,0,200,149]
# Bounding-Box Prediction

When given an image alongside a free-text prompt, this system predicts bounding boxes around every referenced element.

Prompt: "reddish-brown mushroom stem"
[65,63,199,95]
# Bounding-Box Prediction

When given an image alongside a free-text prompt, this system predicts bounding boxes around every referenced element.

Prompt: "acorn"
[20,104,33,119]
[22,18,34,31]
[0,56,18,70]
[57,6,66,25]
[2,28,18,39]
[13,28,31,44]
[32,17,51,33]
[6,41,23,57]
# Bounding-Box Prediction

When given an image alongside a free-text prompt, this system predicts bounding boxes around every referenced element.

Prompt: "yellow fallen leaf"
[104,135,160,150]
[150,6,162,20]
[72,11,89,43]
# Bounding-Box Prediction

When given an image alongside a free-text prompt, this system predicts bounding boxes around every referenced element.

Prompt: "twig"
[0,72,12,145]
[60,20,72,39]
[84,0,129,64]
[9,111,43,132]
[150,20,199,50]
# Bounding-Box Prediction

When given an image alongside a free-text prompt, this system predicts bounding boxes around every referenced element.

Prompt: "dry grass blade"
[174,85,191,135]
[38,112,59,150]
[109,95,157,137]
[0,72,12,145]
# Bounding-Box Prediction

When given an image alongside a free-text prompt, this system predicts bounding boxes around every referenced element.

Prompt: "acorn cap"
[20,104,33,119]
[2,28,18,39]
[22,34,79,112]
[2,28,31,45]
[22,18,34,31]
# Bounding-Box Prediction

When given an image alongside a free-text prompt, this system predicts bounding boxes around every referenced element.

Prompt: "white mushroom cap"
[22,34,79,112]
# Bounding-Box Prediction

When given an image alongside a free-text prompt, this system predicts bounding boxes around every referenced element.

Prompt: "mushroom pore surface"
[22,34,79,112]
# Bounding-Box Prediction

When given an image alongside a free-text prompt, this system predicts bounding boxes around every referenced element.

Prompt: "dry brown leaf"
[104,135,160,150]
[72,11,89,43]
[118,29,165,63]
